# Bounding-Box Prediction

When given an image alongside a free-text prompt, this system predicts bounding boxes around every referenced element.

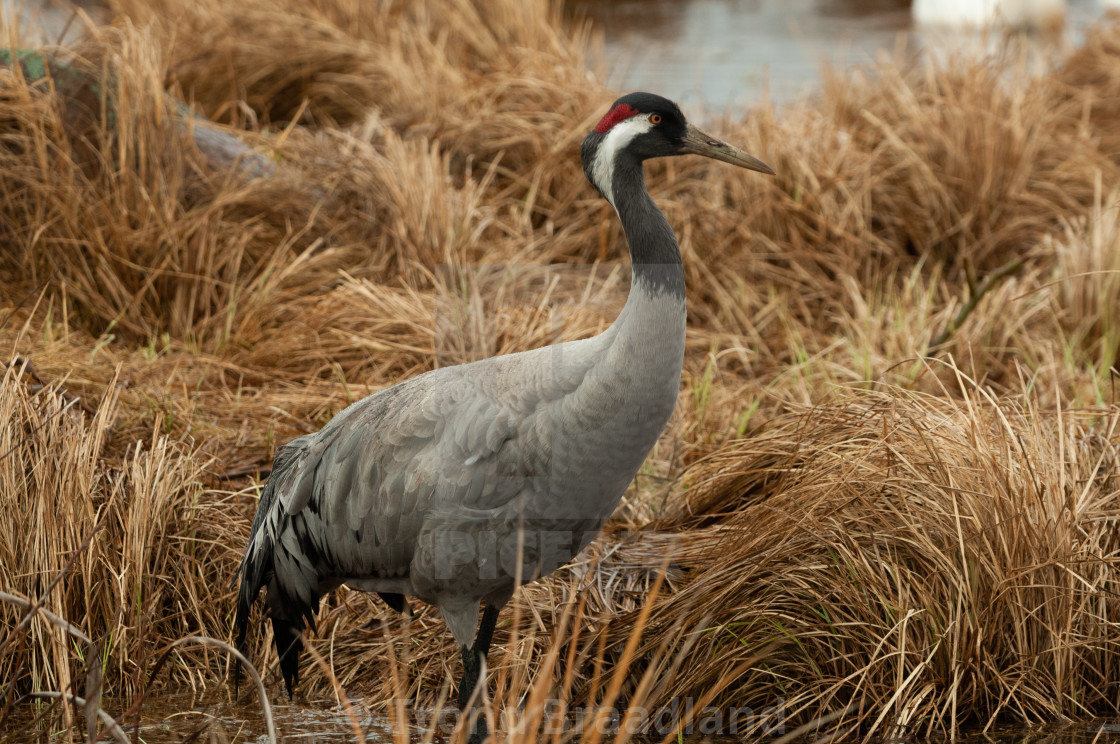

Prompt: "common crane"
[235,91,774,740]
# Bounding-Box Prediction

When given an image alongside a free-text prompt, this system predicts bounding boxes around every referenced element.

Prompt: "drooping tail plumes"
[233,437,314,698]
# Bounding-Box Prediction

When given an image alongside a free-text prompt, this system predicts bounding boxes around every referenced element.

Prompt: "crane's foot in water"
[466,715,488,744]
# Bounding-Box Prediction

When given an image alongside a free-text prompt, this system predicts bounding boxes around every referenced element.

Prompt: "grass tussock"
[2,0,1120,740]
[640,381,1120,738]
[0,361,214,697]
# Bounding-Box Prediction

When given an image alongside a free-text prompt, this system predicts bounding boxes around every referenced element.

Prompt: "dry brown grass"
[641,380,1120,739]
[3,0,1120,740]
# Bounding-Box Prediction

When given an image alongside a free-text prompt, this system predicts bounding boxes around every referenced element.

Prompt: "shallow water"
[572,0,1117,110]
[10,691,1120,743]
[4,692,396,743]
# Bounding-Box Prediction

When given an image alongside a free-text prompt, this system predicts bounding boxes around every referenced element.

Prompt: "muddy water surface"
[572,0,1115,109]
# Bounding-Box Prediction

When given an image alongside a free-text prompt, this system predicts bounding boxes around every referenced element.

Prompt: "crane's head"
[581,92,774,205]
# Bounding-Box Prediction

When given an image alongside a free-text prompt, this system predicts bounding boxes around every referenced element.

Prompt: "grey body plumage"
[235,92,773,732]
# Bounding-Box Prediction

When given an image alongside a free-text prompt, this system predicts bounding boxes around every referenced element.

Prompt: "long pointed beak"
[680,124,775,175]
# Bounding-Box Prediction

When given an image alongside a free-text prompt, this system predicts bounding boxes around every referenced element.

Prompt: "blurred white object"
[912,0,1067,30]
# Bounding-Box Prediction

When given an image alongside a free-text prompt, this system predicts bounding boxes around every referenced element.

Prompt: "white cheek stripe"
[592,116,654,207]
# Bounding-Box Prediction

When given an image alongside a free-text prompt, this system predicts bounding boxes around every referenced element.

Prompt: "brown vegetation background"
[3,0,1120,740]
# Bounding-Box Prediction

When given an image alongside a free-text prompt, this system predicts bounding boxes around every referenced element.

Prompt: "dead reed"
[2,0,1120,740]
[642,379,1120,740]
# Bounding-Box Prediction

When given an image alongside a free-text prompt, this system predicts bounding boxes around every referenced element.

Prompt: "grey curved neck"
[597,154,687,420]
[581,154,686,481]
[610,159,686,298]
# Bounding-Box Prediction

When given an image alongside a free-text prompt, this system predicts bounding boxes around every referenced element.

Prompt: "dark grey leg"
[458,603,500,743]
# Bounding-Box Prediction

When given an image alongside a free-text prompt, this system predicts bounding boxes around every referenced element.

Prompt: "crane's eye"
[650,113,662,124]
